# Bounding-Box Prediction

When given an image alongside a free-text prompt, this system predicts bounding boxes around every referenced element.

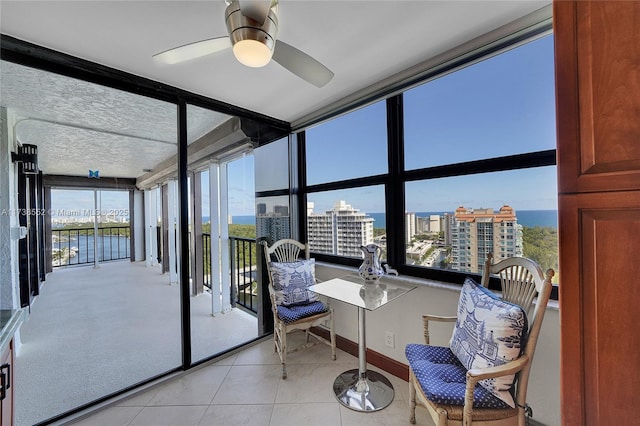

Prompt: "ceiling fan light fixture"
[233,38,273,67]
[225,0,278,68]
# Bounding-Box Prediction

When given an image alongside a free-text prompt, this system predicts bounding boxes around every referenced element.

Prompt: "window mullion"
[385,95,405,269]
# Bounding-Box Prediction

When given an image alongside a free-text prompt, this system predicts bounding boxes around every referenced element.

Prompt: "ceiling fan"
[153,0,334,88]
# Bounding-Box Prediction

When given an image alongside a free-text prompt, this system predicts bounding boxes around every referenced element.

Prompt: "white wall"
[0,107,20,310]
[315,263,560,426]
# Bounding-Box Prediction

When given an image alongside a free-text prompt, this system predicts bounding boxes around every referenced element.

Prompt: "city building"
[405,212,416,242]
[256,205,290,244]
[443,212,455,247]
[450,205,523,274]
[414,214,443,234]
[307,201,374,257]
[416,216,430,234]
[429,214,442,233]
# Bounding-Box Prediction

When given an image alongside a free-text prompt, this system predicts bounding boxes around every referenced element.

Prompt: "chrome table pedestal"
[308,275,416,413]
[332,307,394,411]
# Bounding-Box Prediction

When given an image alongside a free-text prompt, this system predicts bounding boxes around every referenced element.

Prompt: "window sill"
[315,261,559,312]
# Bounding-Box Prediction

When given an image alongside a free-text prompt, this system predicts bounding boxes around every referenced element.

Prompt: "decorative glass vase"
[358,244,385,283]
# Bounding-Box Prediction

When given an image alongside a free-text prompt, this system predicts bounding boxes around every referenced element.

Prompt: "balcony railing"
[202,234,258,314]
[52,227,258,313]
[52,226,130,267]
[230,236,258,313]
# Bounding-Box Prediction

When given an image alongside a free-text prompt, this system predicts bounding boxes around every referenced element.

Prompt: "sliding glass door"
[187,104,260,365]
[5,60,183,425]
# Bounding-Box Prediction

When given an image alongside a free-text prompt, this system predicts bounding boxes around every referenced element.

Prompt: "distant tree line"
[54,221,130,237]
[202,223,258,270]
[522,225,559,283]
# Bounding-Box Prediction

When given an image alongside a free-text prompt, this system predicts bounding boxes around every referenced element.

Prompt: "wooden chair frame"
[409,253,554,426]
[261,239,336,379]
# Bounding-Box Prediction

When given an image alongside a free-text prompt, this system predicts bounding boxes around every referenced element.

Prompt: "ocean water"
[52,234,129,264]
[228,210,558,228]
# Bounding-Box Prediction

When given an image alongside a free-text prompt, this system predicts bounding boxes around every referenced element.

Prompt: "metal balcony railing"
[52,227,258,313]
[52,226,130,267]
[202,234,258,314]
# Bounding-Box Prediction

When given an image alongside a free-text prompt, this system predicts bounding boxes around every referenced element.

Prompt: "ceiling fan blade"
[153,37,231,65]
[272,41,334,88]
[238,0,273,24]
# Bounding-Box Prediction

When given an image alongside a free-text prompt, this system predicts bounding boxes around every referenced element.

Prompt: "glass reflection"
[187,104,259,364]
[2,60,182,425]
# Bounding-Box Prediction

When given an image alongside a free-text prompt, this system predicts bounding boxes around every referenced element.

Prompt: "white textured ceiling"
[0,60,232,178]
[0,0,551,180]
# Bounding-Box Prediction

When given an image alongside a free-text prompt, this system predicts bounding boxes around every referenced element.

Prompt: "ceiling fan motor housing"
[225,1,278,67]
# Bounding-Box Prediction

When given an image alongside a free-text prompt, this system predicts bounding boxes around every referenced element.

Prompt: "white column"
[133,190,145,261]
[219,162,231,313]
[209,162,222,315]
[167,180,178,285]
[144,188,158,267]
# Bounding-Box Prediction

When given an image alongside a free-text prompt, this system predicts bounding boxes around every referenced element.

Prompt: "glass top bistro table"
[308,274,416,412]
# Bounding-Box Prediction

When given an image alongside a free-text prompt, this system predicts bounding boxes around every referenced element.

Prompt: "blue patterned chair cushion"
[270,259,319,306]
[276,301,328,323]
[449,277,528,408]
[406,344,510,409]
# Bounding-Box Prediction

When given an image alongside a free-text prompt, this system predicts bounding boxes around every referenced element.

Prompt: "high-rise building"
[256,205,290,244]
[406,212,416,242]
[416,216,430,233]
[307,200,374,257]
[443,212,455,247]
[450,205,523,274]
[273,205,289,216]
[429,215,442,233]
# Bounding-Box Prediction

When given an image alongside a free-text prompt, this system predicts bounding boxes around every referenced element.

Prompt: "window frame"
[295,33,559,299]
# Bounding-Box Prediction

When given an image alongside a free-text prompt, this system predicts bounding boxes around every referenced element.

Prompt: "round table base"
[332,369,394,412]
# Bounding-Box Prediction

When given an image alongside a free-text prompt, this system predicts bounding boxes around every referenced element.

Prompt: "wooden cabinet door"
[555,0,640,194]
[555,1,640,425]
[559,192,640,425]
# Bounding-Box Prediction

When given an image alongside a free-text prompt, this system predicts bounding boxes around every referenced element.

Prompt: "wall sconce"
[11,144,39,175]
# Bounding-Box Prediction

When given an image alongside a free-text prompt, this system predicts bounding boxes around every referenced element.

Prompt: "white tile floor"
[68,332,435,426]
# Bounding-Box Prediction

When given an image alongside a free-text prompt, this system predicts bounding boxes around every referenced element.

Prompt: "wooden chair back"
[262,239,311,302]
[264,238,309,263]
[480,252,554,414]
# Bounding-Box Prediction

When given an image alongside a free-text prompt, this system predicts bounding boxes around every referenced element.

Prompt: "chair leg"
[273,311,280,354]
[281,328,287,379]
[409,371,417,424]
[436,407,449,425]
[274,328,278,353]
[330,312,337,361]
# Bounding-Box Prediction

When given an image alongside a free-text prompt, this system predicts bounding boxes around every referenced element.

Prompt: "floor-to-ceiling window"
[188,103,260,364]
[2,31,289,423]
[49,189,130,267]
[4,60,184,425]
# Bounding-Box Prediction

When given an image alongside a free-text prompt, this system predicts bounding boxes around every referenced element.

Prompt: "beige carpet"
[14,261,258,426]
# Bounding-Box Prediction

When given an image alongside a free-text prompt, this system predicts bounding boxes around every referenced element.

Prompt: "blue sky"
[54,35,556,218]
[302,34,557,214]
[51,189,129,217]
